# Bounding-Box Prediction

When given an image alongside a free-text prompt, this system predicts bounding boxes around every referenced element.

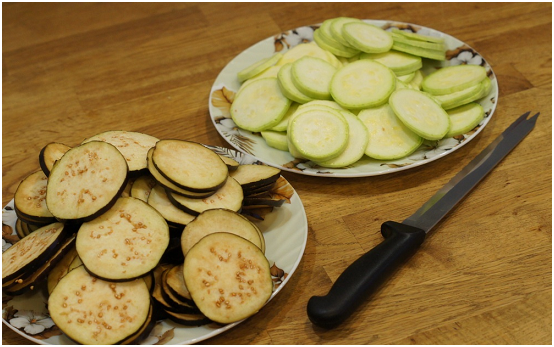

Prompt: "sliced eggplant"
[39,142,71,176]
[151,139,229,193]
[48,265,151,345]
[151,265,196,314]
[146,148,217,199]
[243,194,287,208]
[119,304,155,345]
[15,219,27,239]
[46,141,129,222]
[166,177,243,216]
[130,174,157,202]
[47,245,80,295]
[229,164,281,190]
[4,233,76,296]
[2,222,68,284]
[164,310,211,326]
[240,207,275,222]
[160,268,200,313]
[147,185,195,227]
[218,155,240,171]
[76,197,170,281]
[164,264,195,305]
[14,170,56,224]
[183,232,273,324]
[181,209,264,256]
[243,182,277,196]
[81,130,159,173]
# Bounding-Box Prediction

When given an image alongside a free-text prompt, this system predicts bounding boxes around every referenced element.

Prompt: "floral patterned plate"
[2,146,308,345]
[209,20,498,177]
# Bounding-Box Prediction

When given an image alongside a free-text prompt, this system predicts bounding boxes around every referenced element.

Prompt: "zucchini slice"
[46,141,129,222]
[229,164,281,190]
[389,89,451,141]
[81,130,159,173]
[422,64,487,95]
[231,77,292,132]
[2,222,68,284]
[237,53,283,83]
[330,59,396,109]
[391,28,445,44]
[291,56,337,100]
[181,209,264,257]
[39,142,71,176]
[183,232,273,324]
[76,197,170,281]
[166,177,243,216]
[152,139,229,193]
[147,184,196,227]
[446,102,485,137]
[341,21,393,53]
[360,50,422,76]
[14,170,56,224]
[277,63,314,104]
[48,265,151,345]
[146,148,216,198]
[358,104,423,160]
[261,130,289,152]
[328,17,362,47]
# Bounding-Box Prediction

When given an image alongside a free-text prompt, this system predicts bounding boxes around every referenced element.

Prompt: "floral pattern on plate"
[209,20,498,178]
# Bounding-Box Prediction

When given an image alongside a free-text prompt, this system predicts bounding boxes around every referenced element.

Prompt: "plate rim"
[208,19,499,178]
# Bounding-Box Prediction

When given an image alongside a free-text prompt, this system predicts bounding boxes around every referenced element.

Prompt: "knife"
[307,111,540,329]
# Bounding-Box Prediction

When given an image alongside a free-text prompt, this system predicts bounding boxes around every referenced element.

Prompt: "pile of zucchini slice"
[3,130,287,344]
[231,17,492,166]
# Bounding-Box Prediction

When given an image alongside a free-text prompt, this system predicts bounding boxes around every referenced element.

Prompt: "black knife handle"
[307,221,426,329]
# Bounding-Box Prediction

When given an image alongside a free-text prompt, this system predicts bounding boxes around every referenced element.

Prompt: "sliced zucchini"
[146,148,216,198]
[446,102,485,137]
[183,232,273,324]
[48,265,151,345]
[422,64,487,95]
[269,102,300,132]
[397,71,416,83]
[276,41,335,67]
[313,28,359,58]
[76,197,170,281]
[2,222,68,284]
[14,170,56,224]
[391,28,445,44]
[147,184,196,227]
[291,56,337,100]
[276,63,314,104]
[432,82,483,110]
[39,142,71,176]
[314,110,369,168]
[152,139,229,193]
[130,174,157,202]
[81,130,159,173]
[409,69,425,90]
[229,164,281,190]
[391,41,446,61]
[360,50,422,76]
[46,141,129,222]
[231,77,292,132]
[4,233,76,296]
[330,59,396,109]
[342,21,393,53]
[181,208,264,257]
[391,31,446,51]
[389,89,450,141]
[288,107,349,162]
[261,130,289,152]
[358,104,423,160]
[237,53,283,83]
[167,176,243,216]
[328,17,362,47]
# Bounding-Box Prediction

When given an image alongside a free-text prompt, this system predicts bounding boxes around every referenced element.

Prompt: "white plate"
[209,20,498,177]
[1,146,308,345]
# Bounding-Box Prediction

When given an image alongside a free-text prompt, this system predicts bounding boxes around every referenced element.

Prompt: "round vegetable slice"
[14,170,55,224]
[39,142,71,176]
[328,17,362,47]
[389,89,450,141]
[331,59,396,109]
[446,102,485,137]
[421,64,487,95]
[229,164,281,190]
[183,232,273,324]
[291,56,337,100]
[147,184,196,227]
[76,197,170,281]
[231,77,291,132]
[181,208,264,257]
[360,50,422,76]
[342,21,393,53]
[48,265,151,345]
[237,53,282,82]
[288,108,349,162]
[46,141,129,222]
[276,63,314,104]
[358,104,423,160]
[81,130,159,172]
[313,28,359,58]
[152,139,229,193]
[261,130,288,151]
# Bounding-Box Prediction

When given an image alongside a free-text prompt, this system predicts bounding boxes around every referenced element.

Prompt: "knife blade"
[307,111,539,329]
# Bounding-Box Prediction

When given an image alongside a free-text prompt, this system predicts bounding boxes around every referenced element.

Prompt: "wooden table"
[3,3,551,345]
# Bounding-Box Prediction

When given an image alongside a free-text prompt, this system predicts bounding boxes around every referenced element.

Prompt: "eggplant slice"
[152,139,229,193]
[14,170,56,224]
[48,265,151,345]
[39,142,71,177]
[229,164,281,190]
[81,130,159,172]
[76,197,170,281]
[147,185,196,227]
[46,141,129,222]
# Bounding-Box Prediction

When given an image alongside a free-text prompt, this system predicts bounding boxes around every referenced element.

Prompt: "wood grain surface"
[2,2,551,345]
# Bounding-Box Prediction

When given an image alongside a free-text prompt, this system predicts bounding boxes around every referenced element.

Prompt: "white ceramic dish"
[2,146,308,345]
[209,19,498,177]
